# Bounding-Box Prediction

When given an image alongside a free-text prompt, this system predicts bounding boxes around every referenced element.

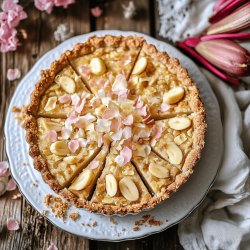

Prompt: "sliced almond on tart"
[148,163,169,179]
[90,58,106,75]
[69,169,94,191]
[163,87,184,105]
[50,141,70,156]
[55,75,76,94]
[105,174,117,197]
[168,117,191,130]
[119,177,139,201]
[166,143,183,164]
[44,96,57,112]
[132,57,147,75]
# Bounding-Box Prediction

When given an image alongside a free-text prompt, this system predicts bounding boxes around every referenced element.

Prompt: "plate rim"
[4,30,223,242]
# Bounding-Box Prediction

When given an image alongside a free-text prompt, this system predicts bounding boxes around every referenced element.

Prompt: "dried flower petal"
[6,179,16,191]
[7,68,21,81]
[6,218,19,231]
[89,160,99,170]
[91,6,103,17]
[68,140,79,153]
[0,161,9,177]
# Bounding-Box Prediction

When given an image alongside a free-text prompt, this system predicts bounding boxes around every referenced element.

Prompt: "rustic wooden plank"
[94,0,150,34]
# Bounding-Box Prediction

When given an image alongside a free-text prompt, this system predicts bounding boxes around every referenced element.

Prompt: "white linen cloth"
[158,1,250,249]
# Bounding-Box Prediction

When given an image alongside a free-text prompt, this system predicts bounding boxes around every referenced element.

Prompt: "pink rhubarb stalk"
[195,39,250,76]
[210,0,248,23]
[177,41,240,86]
[207,2,250,34]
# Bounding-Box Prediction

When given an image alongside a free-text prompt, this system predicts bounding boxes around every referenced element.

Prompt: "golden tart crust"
[24,35,206,215]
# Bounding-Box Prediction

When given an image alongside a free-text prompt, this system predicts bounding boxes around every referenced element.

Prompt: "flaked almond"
[50,141,70,156]
[174,133,187,145]
[166,143,183,164]
[132,57,147,75]
[119,177,139,201]
[44,97,57,111]
[105,174,117,197]
[69,169,94,191]
[56,75,76,94]
[63,156,79,164]
[90,57,106,75]
[163,87,184,104]
[148,163,169,178]
[169,117,191,130]
[42,119,62,131]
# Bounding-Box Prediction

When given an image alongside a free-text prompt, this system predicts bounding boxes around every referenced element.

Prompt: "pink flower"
[0,0,27,52]
[0,22,19,52]
[1,0,27,27]
[34,0,55,14]
[7,68,21,80]
[91,6,103,17]
[6,218,19,231]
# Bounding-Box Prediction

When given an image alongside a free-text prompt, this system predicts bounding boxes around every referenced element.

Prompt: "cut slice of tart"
[36,117,101,187]
[26,53,94,119]
[66,35,143,96]
[132,147,180,196]
[68,144,110,199]
[91,149,151,206]
[128,42,203,119]
[150,113,205,170]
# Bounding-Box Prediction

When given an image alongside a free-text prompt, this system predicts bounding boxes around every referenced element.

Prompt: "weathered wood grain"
[0,1,183,249]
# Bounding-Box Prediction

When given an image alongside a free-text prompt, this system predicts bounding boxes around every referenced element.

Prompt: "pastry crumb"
[133,226,140,231]
[92,221,97,227]
[69,212,79,221]
[12,106,21,113]
[12,105,27,127]
[43,194,69,219]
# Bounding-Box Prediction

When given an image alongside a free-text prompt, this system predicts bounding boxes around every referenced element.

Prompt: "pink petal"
[61,127,71,139]
[65,114,78,128]
[102,107,120,120]
[7,68,21,81]
[117,89,128,102]
[115,155,125,166]
[122,114,133,126]
[160,103,171,112]
[89,160,100,170]
[78,65,91,78]
[59,94,71,104]
[112,74,127,92]
[71,94,80,106]
[123,127,132,139]
[47,243,58,250]
[110,118,121,132]
[45,130,57,142]
[0,161,9,177]
[78,138,88,148]
[120,146,132,165]
[6,179,16,191]
[68,140,79,153]
[75,117,87,128]
[137,104,148,117]
[152,125,163,139]
[75,98,86,113]
[84,113,96,122]
[136,97,144,109]
[91,6,103,17]
[6,218,19,231]
[111,129,123,141]
[97,134,103,147]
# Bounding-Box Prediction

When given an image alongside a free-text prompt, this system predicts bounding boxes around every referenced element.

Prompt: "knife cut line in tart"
[24,35,206,215]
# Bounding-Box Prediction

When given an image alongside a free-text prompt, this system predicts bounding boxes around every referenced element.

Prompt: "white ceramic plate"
[5,30,223,241]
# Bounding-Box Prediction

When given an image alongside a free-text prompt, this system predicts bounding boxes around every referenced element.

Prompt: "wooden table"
[0,1,183,249]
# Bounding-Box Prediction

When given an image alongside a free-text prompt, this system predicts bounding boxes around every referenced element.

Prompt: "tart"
[24,35,206,215]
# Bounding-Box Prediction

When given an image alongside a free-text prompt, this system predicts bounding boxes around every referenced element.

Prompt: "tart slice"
[132,148,180,196]
[68,144,110,199]
[27,54,93,118]
[66,35,143,96]
[37,117,101,187]
[91,149,151,206]
[150,113,205,170]
[128,42,202,119]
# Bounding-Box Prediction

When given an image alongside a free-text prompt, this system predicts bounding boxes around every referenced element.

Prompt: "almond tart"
[24,35,206,215]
